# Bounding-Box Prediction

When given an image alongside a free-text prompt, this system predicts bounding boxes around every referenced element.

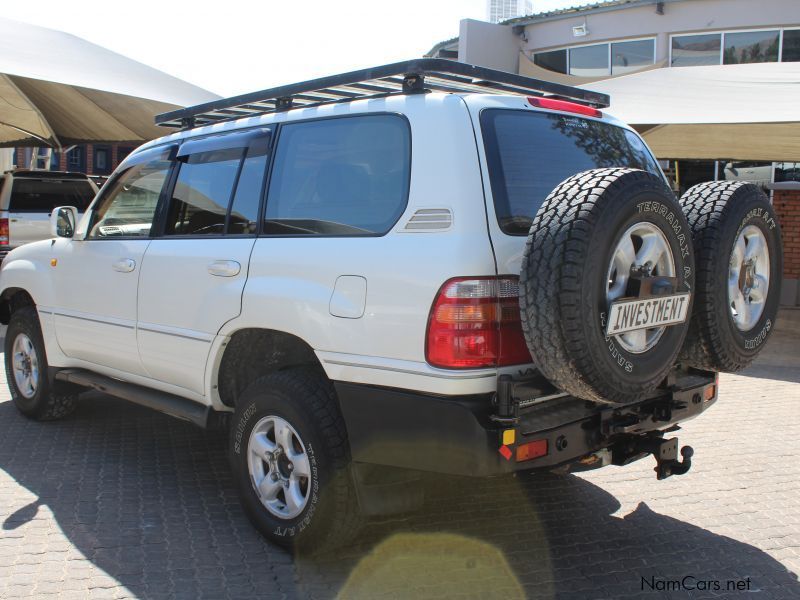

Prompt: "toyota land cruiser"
[0,60,782,553]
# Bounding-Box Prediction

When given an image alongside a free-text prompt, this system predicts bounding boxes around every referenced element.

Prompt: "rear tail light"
[0,218,8,246]
[527,96,602,118]
[426,276,531,369]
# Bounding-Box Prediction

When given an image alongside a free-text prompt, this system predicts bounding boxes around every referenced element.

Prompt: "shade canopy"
[0,17,219,148]
[583,63,800,161]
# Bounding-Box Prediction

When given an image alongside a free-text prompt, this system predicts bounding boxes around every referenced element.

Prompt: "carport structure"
[0,17,218,150]
[584,62,800,306]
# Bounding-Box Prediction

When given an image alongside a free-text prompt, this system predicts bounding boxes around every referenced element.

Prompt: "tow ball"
[612,436,693,480]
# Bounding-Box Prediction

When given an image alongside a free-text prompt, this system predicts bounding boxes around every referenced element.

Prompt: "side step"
[55,368,212,428]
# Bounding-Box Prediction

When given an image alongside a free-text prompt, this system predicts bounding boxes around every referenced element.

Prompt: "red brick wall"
[85,145,94,174]
[15,143,129,175]
[773,190,800,279]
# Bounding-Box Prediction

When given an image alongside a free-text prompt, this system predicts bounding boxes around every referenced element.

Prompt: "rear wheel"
[5,307,77,420]
[229,368,362,554]
[520,168,695,404]
[679,181,782,371]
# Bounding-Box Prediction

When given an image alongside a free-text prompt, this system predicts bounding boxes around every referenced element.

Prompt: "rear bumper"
[336,369,718,477]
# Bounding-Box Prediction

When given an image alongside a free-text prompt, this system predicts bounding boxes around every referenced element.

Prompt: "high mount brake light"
[426,277,531,369]
[527,97,602,118]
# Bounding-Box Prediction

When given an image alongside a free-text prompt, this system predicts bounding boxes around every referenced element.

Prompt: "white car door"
[136,130,270,394]
[50,146,174,376]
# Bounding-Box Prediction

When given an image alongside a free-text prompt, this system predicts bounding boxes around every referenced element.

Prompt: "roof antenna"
[656,2,665,15]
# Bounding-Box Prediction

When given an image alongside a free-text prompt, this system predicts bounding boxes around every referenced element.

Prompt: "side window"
[164,148,243,236]
[87,150,171,239]
[264,114,410,236]
[228,137,270,234]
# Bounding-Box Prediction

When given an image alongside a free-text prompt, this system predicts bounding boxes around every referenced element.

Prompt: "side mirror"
[50,206,78,238]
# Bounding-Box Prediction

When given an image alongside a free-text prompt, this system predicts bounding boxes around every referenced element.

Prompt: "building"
[12,144,136,182]
[426,0,800,305]
[487,0,533,24]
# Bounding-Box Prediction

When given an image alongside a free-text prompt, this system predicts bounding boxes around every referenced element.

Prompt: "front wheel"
[5,306,78,420]
[229,368,362,554]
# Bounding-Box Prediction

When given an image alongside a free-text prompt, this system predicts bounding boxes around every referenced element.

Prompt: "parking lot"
[0,315,798,600]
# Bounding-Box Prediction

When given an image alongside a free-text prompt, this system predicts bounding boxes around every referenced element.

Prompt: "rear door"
[469,99,664,275]
[136,129,271,394]
[8,176,96,247]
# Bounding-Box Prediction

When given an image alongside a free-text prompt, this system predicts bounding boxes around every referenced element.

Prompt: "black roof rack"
[155,58,610,130]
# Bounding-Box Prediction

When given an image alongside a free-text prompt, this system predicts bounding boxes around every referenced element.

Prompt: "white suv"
[0,60,782,553]
[0,170,97,260]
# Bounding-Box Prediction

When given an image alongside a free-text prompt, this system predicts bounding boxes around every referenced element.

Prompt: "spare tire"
[679,181,782,372]
[520,168,694,404]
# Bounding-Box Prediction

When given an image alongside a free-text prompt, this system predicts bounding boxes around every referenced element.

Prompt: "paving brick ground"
[0,315,798,599]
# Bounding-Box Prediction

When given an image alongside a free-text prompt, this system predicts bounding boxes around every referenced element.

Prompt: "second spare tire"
[520,168,695,404]
[678,181,782,372]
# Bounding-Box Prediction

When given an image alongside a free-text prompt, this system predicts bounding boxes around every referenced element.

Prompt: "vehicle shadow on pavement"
[1,393,798,599]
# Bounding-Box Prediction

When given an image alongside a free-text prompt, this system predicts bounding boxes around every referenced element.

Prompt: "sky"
[1,0,598,97]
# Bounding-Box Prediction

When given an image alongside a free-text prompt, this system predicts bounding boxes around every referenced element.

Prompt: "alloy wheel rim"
[729,225,770,332]
[606,222,676,354]
[12,333,39,399]
[247,415,312,519]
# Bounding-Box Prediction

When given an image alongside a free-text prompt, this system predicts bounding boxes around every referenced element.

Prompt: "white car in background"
[0,170,97,260]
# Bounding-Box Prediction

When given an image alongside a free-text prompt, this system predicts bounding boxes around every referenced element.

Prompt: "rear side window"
[481,109,661,235]
[163,132,270,236]
[165,148,244,236]
[9,178,95,212]
[264,114,410,236]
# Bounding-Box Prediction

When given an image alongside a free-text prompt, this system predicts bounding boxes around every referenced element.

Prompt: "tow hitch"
[612,435,694,480]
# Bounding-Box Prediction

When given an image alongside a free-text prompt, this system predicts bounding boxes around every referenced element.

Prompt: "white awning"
[581,63,800,161]
[585,63,800,125]
[0,17,219,148]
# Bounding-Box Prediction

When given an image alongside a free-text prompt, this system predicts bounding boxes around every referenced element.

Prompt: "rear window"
[9,178,95,212]
[481,109,661,235]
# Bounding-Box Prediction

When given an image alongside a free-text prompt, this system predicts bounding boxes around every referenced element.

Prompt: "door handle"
[112,258,136,273]
[207,260,241,277]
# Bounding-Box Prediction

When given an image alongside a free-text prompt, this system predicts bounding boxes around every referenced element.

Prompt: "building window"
[774,162,800,183]
[67,146,85,172]
[671,33,721,67]
[569,43,609,77]
[534,39,655,77]
[94,145,111,175]
[533,49,567,74]
[117,146,134,164]
[783,29,800,62]
[723,30,779,64]
[612,39,655,75]
[673,28,799,67]
[720,161,773,192]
